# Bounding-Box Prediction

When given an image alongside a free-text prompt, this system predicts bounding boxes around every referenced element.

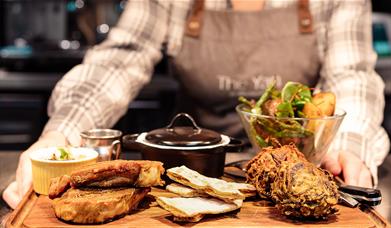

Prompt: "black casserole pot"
[122,113,244,177]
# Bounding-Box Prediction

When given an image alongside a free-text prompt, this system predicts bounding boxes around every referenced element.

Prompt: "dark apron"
[170,0,320,139]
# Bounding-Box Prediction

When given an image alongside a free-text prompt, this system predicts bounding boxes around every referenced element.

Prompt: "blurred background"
[0,0,177,150]
[0,0,390,151]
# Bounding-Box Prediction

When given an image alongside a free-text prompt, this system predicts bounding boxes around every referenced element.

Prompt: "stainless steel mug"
[80,129,122,161]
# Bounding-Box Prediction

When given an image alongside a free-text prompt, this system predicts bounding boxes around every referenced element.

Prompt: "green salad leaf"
[58,147,71,160]
[278,81,312,117]
[281,82,300,102]
[276,102,294,117]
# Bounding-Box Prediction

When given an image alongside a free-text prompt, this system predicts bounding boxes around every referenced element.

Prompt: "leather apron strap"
[185,0,205,37]
[185,0,313,37]
[297,0,313,33]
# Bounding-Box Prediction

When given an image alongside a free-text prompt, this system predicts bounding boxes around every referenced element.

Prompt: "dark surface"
[373,0,391,14]
[0,69,179,150]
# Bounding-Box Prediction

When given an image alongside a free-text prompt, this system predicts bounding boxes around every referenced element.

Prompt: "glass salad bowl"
[236,104,346,165]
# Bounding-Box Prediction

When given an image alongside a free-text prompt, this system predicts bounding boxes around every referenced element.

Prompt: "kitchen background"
[0,0,391,151]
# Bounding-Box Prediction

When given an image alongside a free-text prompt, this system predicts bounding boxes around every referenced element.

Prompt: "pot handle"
[224,137,245,153]
[122,134,143,152]
[166,113,201,132]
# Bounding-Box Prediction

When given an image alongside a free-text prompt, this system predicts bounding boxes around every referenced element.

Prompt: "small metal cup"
[80,129,122,161]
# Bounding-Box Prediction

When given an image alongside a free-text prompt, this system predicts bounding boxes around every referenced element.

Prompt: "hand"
[322,150,373,188]
[2,131,68,209]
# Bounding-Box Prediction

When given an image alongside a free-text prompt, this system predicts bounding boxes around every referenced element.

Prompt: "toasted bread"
[70,160,165,188]
[167,166,254,202]
[156,196,242,222]
[173,214,204,223]
[166,183,209,198]
[227,182,257,198]
[53,187,150,224]
[49,175,71,199]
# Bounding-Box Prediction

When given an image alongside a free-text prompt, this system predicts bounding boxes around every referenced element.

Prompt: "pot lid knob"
[145,113,222,147]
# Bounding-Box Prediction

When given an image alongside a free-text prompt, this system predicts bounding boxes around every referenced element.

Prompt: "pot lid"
[145,113,222,147]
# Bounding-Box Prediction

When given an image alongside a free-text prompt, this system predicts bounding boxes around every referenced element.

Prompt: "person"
[3,0,390,209]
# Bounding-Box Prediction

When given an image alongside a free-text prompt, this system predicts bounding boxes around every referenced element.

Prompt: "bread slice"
[70,160,165,188]
[156,196,242,222]
[49,160,164,199]
[49,175,71,199]
[166,166,255,202]
[227,182,257,198]
[53,187,150,224]
[173,214,204,223]
[166,183,209,198]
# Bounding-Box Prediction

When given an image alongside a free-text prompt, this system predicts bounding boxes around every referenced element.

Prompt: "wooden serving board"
[5,187,390,228]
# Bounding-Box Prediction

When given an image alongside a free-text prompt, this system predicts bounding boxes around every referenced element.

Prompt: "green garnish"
[58,147,71,160]
[278,81,312,117]
[255,81,277,112]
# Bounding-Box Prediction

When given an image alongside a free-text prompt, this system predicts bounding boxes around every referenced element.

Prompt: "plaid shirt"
[43,0,389,184]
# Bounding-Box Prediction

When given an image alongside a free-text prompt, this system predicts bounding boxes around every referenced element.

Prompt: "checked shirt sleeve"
[43,0,169,145]
[318,0,390,186]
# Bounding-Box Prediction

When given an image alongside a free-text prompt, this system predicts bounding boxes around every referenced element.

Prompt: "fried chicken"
[271,160,338,218]
[245,145,306,198]
[246,144,339,219]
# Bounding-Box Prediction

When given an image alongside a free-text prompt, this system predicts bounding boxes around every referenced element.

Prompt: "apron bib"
[170,0,320,138]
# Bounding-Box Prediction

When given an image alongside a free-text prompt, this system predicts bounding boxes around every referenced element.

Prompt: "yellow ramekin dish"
[30,147,98,195]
